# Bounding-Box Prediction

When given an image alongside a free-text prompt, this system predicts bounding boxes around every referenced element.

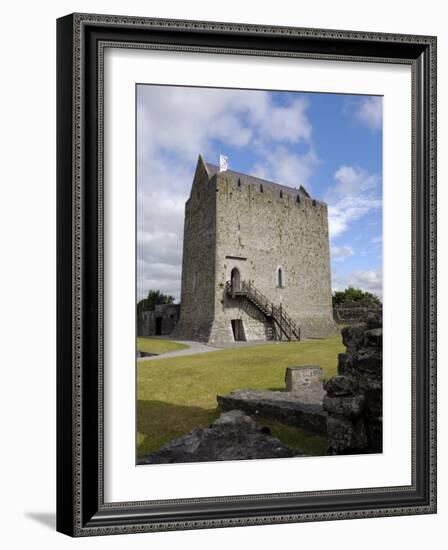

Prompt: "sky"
[137,84,382,303]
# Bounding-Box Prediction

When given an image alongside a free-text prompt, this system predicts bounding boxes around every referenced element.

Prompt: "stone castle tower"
[173,155,335,343]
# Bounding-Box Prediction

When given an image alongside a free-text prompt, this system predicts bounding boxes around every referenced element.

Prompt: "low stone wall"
[137,304,180,337]
[333,303,381,325]
[217,365,328,435]
[323,309,382,454]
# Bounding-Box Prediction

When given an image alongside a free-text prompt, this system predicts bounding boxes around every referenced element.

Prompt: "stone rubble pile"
[138,410,302,464]
[323,309,382,454]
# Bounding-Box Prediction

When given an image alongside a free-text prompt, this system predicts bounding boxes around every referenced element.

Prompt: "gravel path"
[137,338,286,362]
[137,340,222,362]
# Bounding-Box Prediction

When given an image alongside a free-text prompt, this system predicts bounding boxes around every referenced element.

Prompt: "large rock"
[324,375,358,396]
[138,410,302,464]
[341,323,367,352]
[217,388,327,434]
[323,394,365,417]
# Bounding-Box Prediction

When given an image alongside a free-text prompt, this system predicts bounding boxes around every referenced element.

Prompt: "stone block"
[355,349,382,374]
[357,372,382,392]
[341,323,367,351]
[365,309,382,329]
[324,375,358,396]
[285,365,323,391]
[364,327,382,348]
[337,352,356,377]
[323,394,365,417]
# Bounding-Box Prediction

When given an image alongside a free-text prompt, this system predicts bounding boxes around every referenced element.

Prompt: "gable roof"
[204,161,313,200]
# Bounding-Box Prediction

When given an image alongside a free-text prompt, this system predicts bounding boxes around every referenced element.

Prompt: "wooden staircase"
[225,280,301,341]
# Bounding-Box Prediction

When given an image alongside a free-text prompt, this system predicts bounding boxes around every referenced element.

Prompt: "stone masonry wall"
[172,160,217,341]
[333,303,381,325]
[137,304,180,337]
[213,171,335,341]
[323,309,382,454]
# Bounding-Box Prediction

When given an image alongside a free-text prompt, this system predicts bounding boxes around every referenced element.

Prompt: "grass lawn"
[137,337,190,355]
[137,335,344,458]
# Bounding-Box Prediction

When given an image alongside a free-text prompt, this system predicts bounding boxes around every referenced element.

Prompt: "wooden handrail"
[226,280,301,341]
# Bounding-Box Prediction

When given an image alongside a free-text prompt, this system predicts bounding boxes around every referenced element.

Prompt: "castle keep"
[173,155,335,344]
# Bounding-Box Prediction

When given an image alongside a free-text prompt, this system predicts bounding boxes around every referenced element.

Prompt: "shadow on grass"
[137,399,220,458]
[137,399,329,460]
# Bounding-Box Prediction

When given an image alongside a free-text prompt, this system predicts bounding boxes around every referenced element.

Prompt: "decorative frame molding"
[57,13,437,536]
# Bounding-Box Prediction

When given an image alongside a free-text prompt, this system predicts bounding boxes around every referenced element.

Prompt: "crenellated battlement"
[186,155,326,215]
[211,166,326,212]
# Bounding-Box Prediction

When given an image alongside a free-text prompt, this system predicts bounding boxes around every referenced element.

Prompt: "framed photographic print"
[56,13,437,536]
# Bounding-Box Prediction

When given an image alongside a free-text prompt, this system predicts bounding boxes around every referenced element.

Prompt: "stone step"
[217,388,327,435]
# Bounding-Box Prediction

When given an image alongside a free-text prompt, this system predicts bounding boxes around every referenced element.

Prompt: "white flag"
[219,154,228,172]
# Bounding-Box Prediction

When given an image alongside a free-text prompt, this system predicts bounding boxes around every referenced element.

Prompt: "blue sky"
[137,85,382,302]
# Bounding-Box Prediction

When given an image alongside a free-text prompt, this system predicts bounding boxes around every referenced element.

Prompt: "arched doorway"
[230,267,241,292]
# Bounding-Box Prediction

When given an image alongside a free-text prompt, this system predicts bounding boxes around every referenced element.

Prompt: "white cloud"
[252,145,319,188]
[331,245,354,260]
[332,269,382,297]
[328,197,382,239]
[255,98,312,143]
[136,161,188,300]
[346,96,382,132]
[137,88,382,302]
[137,86,315,300]
[326,165,381,240]
[353,269,382,294]
[371,235,382,244]
[137,86,312,167]
[333,165,379,195]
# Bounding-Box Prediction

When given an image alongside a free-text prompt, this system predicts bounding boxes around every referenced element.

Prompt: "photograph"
[135,84,383,465]
[54,10,436,536]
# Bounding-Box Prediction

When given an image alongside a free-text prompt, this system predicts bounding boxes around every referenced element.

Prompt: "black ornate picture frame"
[56,13,437,536]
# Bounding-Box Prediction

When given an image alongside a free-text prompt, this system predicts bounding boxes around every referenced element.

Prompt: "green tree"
[332,286,381,307]
[137,289,175,314]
